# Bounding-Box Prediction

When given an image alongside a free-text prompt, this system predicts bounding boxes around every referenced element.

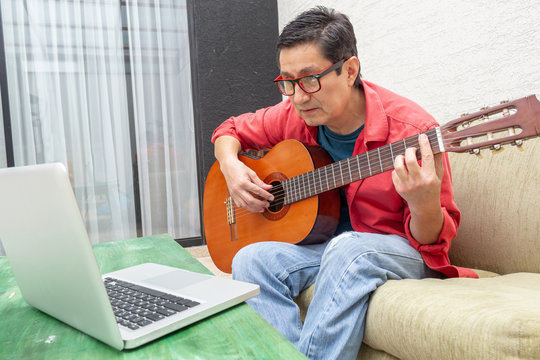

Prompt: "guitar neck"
[282,127,443,205]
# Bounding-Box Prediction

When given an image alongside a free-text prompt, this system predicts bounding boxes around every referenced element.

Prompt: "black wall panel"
[188,0,281,240]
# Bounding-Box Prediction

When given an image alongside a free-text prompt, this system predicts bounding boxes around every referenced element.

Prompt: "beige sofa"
[296,137,540,359]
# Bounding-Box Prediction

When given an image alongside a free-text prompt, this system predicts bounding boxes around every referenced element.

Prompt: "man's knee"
[232,243,258,279]
[322,232,401,267]
[325,232,370,257]
[232,242,280,281]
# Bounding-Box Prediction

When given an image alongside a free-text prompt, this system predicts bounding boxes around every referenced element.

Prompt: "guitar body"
[203,139,340,273]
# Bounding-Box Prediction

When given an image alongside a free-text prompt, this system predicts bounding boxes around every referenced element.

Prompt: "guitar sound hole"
[268,181,284,213]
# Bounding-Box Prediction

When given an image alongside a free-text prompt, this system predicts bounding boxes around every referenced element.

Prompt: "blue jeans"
[232,231,440,360]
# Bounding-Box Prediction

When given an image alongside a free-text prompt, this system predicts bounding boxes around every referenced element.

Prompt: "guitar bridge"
[225,197,236,225]
[225,196,238,242]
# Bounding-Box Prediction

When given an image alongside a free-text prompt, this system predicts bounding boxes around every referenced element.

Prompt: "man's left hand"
[392,133,445,244]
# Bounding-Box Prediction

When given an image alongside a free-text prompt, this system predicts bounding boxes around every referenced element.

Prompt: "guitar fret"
[289,178,296,203]
[281,180,291,205]
[330,163,336,189]
[327,165,332,190]
[297,175,301,202]
[313,169,322,194]
[289,180,294,204]
[289,177,295,203]
[324,165,329,192]
[315,167,318,192]
[304,173,310,199]
[367,152,372,176]
[293,176,299,203]
[435,127,445,152]
[308,173,312,199]
[297,175,302,201]
[301,174,306,200]
[313,171,317,198]
[286,178,292,204]
[295,174,299,201]
[377,148,383,173]
[282,181,288,204]
[356,155,362,180]
[334,165,338,188]
[347,158,353,183]
[338,161,343,185]
[312,169,317,195]
[300,175,305,200]
[313,169,322,193]
[306,173,311,199]
[308,172,313,198]
[300,174,304,200]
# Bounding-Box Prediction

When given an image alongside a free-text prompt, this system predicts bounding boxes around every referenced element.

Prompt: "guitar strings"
[230,130,462,220]
[227,127,500,221]
[229,131,432,220]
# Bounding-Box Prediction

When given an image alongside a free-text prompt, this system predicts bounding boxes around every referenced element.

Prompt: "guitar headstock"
[441,95,540,154]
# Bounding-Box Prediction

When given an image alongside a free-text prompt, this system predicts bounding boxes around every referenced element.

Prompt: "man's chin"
[298,110,324,126]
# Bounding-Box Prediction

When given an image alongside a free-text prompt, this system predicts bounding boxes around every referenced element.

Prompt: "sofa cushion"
[363,273,540,359]
[294,270,498,324]
[448,137,540,275]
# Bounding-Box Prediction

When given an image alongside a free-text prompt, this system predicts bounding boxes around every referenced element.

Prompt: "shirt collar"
[361,79,389,146]
[298,79,390,147]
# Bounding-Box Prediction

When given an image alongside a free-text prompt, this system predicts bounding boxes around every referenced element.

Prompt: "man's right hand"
[214,136,273,213]
[219,157,273,213]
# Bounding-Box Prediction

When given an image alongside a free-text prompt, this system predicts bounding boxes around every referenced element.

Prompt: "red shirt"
[212,80,478,278]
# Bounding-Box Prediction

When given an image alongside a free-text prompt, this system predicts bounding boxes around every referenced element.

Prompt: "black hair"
[276,6,362,87]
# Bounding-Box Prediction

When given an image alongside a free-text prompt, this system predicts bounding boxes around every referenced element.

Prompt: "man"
[211,6,477,360]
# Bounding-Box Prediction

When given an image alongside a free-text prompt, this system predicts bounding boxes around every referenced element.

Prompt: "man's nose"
[291,83,311,103]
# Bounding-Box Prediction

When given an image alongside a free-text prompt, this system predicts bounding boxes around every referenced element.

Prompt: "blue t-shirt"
[317,124,364,235]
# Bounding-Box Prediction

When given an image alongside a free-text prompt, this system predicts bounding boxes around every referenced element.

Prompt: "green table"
[0,234,306,359]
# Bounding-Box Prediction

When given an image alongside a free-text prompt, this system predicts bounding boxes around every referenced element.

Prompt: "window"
[0,0,200,248]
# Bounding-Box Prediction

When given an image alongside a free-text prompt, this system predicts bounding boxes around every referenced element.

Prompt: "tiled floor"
[185,245,232,279]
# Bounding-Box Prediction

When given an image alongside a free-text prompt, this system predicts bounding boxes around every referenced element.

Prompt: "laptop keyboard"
[104,277,200,331]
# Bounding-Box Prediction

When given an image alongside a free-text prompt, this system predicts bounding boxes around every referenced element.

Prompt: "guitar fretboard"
[282,127,442,205]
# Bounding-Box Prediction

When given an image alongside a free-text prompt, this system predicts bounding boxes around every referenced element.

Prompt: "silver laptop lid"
[0,163,123,350]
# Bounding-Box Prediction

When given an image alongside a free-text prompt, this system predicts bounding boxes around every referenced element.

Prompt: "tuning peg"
[460,113,469,117]
[469,148,481,156]
[511,139,525,151]
[491,144,504,154]
[500,99,509,104]
[507,138,524,153]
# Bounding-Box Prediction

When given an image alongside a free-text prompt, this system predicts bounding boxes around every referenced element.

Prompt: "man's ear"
[345,57,360,86]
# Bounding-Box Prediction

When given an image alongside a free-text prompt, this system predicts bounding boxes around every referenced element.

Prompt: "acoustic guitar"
[203,95,540,273]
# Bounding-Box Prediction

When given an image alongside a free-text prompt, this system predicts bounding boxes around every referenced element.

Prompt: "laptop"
[0,163,259,350]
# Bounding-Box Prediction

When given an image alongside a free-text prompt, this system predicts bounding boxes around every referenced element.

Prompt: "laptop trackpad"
[143,270,211,290]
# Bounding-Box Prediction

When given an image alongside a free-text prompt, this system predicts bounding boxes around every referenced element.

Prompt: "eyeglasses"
[273,59,345,96]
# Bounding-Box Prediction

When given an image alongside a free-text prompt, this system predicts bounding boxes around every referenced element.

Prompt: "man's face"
[278,43,352,130]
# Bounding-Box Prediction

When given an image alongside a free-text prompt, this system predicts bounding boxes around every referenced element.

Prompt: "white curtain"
[125,0,200,239]
[0,0,200,252]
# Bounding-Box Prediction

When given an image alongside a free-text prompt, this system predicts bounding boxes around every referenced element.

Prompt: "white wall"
[277,1,540,124]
